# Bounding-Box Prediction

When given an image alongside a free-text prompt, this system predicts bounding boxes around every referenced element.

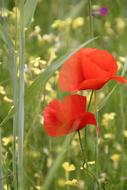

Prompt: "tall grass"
[17,1,25,189]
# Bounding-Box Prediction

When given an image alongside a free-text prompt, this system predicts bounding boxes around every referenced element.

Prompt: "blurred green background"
[1,0,127,189]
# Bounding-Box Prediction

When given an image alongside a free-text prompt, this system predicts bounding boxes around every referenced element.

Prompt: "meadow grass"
[0,0,127,190]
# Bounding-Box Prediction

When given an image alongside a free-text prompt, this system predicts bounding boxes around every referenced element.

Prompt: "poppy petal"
[111,76,127,83]
[78,112,97,129]
[80,54,111,79]
[80,48,96,55]
[58,51,84,92]
[79,78,109,90]
[63,95,86,120]
[89,49,118,74]
[44,95,97,137]
[44,100,63,136]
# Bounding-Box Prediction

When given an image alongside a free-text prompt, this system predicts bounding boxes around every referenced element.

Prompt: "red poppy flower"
[58,48,127,92]
[44,94,97,137]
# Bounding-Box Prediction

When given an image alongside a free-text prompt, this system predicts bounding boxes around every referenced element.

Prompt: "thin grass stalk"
[94,91,99,190]
[78,130,101,190]
[0,2,4,190]
[88,0,94,45]
[12,4,19,189]
[84,90,94,167]
[119,86,126,190]
[0,129,3,190]
[84,0,95,177]
[88,1,99,189]
[12,51,18,190]
[17,2,25,190]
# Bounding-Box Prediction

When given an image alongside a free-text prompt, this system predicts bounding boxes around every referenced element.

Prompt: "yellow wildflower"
[111,154,120,162]
[0,85,6,95]
[115,17,126,32]
[65,179,78,186]
[51,19,65,29]
[72,17,85,29]
[3,96,13,103]
[123,130,127,138]
[62,162,76,172]
[2,136,13,146]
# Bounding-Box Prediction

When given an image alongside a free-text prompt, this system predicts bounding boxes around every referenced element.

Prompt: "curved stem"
[78,130,86,163]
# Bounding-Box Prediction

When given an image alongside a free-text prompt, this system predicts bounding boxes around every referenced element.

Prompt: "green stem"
[12,4,19,190]
[87,90,94,111]
[0,2,4,190]
[94,91,99,190]
[0,129,3,190]
[88,0,94,43]
[12,51,18,190]
[17,3,25,190]
[119,86,126,190]
[84,90,94,168]
[78,130,101,190]
[78,130,86,163]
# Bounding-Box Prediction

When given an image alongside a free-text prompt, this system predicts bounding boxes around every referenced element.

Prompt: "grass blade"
[0,106,14,128]
[0,129,3,190]
[17,5,25,189]
[43,135,73,190]
[0,22,14,52]
[24,0,38,27]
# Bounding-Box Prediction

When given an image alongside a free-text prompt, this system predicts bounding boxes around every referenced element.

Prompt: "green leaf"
[0,22,14,52]
[24,0,38,27]
[0,106,14,128]
[66,0,88,19]
[43,135,73,190]
[97,84,118,111]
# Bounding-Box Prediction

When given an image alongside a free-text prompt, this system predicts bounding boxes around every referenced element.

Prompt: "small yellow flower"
[65,179,78,186]
[80,161,95,169]
[123,130,127,138]
[115,17,126,32]
[104,133,115,140]
[111,153,120,169]
[72,17,85,29]
[0,85,6,95]
[62,162,76,172]
[42,33,55,43]
[2,136,13,146]
[48,48,57,65]
[0,8,9,18]
[51,19,65,29]
[3,96,13,103]
[102,112,116,128]
[35,186,41,190]
[111,154,120,162]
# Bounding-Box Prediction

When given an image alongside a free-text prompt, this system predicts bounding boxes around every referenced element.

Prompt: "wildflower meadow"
[0,0,127,190]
